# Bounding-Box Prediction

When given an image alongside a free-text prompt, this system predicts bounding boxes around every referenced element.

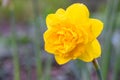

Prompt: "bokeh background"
[0,0,120,80]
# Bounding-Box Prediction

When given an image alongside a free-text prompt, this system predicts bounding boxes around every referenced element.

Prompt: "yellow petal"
[90,19,103,37]
[66,3,89,25]
[56,8,65,16]
[78,39,101,62]
[46,14,59,29]
[46,9,65,29]
[43,29,57,53]
[69,44,85,59]
[55,55,71,65]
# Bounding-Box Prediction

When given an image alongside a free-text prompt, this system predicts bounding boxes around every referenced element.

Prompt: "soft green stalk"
[92,59,102,80]
[42,56,52,80]
[71,61,82,80]
[32,0,42,80]
[112,1,120,79]
[25,50,32,80]
[112,51,120,80]
[81,64,91,80]
[101,0,119,80]
[75,60,91,80]
[10,3,20,80]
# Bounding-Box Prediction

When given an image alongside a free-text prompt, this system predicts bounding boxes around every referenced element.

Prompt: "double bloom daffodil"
[44,3,103,65]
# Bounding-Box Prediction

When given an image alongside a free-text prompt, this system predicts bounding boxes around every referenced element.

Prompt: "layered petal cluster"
[43,3,103,65]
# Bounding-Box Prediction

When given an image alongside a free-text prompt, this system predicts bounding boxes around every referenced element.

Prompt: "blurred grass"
[101,0,120,80]
[32,0,43,80]
[10,2,20,80]
[0,0,120,80]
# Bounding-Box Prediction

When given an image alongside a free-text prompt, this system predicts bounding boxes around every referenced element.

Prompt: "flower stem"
[92,59,102,80]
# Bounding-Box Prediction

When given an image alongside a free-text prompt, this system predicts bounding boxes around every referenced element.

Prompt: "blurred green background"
[0,0,120,80]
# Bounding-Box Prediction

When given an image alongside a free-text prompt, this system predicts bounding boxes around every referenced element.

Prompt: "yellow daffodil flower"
[43,3,103,65]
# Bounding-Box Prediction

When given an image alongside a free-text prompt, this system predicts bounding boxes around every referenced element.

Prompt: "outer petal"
[55,55,71,65]
[46,8,65,29]
[78,39,101,62]
[43,29,58,54]
[90,19,103,37]
[65,3,89,25]
[56,8,65,16]
[46,14,60,29]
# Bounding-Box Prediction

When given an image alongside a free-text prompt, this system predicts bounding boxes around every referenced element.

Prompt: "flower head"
[43,3,103,65]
